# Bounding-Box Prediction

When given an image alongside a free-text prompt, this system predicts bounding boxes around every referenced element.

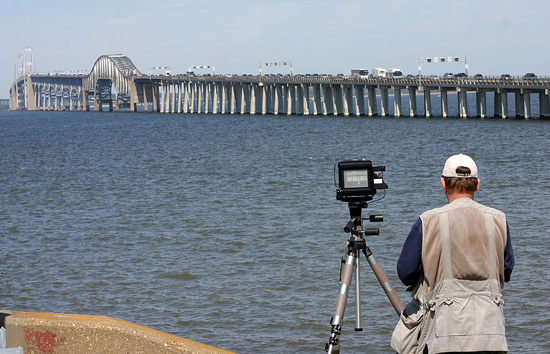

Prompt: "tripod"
[325,201,404,354]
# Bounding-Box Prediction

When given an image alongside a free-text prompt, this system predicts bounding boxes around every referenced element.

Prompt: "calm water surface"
[1,111,549,353]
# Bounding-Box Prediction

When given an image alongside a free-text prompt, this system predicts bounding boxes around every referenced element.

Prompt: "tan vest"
[421,197,508,291]
[417,197,508,353]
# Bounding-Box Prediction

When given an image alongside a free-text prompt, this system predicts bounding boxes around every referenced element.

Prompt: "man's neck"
[446,193,474,203]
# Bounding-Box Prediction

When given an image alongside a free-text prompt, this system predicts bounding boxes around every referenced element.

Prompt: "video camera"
[335,159,387,203]
[326,160,403,354]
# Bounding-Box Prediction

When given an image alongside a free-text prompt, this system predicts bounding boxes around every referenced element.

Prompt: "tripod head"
[343,201,383,234]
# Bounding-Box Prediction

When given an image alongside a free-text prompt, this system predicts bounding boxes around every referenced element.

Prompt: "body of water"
[1,110,549,353]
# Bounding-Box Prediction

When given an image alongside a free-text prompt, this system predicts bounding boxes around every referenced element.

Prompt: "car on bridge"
[523,73,536,79]
[500,74,512,80]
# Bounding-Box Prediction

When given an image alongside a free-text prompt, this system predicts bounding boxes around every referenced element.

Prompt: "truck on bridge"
[351,69,369,78]
[372,67,388,78]
[390,68,403,78]
[372,68,403,78]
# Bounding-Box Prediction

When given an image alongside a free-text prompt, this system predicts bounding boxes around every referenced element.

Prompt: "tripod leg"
[363,247,404,315]
[326,253,355,354]
[354,253,362,331]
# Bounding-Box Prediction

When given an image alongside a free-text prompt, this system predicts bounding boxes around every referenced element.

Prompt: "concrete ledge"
[0,311,235,354]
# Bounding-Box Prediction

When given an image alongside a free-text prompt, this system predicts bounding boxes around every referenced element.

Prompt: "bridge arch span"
[83,54,141,96]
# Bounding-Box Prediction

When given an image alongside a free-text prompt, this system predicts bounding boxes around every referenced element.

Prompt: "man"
[396,154,514,354]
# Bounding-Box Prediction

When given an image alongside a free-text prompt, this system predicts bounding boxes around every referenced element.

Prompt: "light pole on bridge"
[149,66,171,76]
[259,61,293,80]
[188,65,215,76]
[418,56,469,79]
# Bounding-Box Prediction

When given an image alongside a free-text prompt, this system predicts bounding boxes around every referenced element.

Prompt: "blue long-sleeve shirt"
[397,217,515,288]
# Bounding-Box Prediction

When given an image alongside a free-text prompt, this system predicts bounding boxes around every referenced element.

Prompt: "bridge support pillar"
[291,85,298,114]
[129,82,138,112]
[168,84,173,113]
[380,88,389,117]
[393,87,401,117]
[45,84,50,110]
[343,86,353,116]
[286,85,293,115]
[228,84,235,114]
[296,85,303,115]
[51,85,57,110]
[69,88,74,112]
[458,88,468,118]
[368,87,377,116]
[424,89,431,118]
[82,89,90,112]
[496,90,508,119]
[190,83,196,113]
[501,91,509,119]
[249,84,256,115]
[408,87,417,117]
[76,88,81,111]
[323,85,333,115]
[160,84,166,113]
[259,85,266,115]
[212,83,219,114]
[476,90,486,118]
[60,85,66,111]
[355,86,365,116]
[276,85,284,115]
[440,89,449,118]
[244,84,251,114]
[141,85,148,112]
[521,91,531,119]
[219,84,225,114]
[177,84,182,113]
[10,82,17,110]
[302,85,310,115]
[206,83,212,114]
[152,85,158,112]
[268,84,274,114]
[197,83,203,114]
[25,77,36,111]
[257,84,264,114]
[183,83,189,113]
[333,85,343,115]
[332,85,341,115]
[515,91,523,118]
[171,83,177,113]
[238,83,245,114]
[494,91,500,118]
[539,90,550,119]
[313,85,322,115]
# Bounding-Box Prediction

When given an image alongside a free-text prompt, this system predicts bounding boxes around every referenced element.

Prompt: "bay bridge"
[9,54,550,119]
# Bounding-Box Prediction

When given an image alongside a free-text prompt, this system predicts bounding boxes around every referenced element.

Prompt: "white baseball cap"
[442,154,478,178]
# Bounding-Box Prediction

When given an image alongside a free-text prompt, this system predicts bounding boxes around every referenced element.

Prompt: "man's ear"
[476,178,481,191]
[441,177,446,191]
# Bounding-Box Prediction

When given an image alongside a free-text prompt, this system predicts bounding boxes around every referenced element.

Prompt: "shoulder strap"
[438,212,453,280]
[484,213,497,280]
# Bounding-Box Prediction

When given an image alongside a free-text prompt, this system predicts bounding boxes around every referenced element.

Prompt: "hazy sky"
[2,0,549,96]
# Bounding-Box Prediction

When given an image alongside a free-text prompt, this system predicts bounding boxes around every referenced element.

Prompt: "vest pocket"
[434,291,505,338]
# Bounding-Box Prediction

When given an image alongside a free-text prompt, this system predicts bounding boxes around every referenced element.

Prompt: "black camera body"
[336,159,387,203]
